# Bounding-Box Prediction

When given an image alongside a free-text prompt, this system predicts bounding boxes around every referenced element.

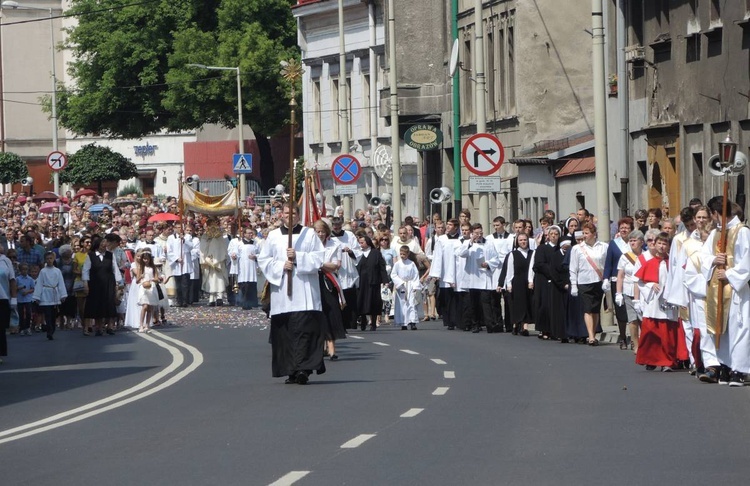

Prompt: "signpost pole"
[474,0,489,231]
[338,0,351,221]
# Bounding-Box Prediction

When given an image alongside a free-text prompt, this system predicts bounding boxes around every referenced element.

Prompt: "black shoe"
[729,371,745,387]
[401,325,408,330]
[471,326,481,333]
[106,329,115,336]
[410,323,418,330]
[95,330,103,337]
[698,367,719,384]
[560,338,569,343]
[285,376,296,384]
[370,325,377,331]
[719,366,731,385]
[216,300,223,306]
[486,326,494,334]
[208,302,216,307]
[47,335,54,341]
[520,330,529,337]
[645,365,657,371]
[447,326,455,330]
[295,371,309,385]
[330,354,339,361]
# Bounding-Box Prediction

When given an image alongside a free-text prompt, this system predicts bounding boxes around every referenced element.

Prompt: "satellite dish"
[449,39,460,77]
[372,145,393,184]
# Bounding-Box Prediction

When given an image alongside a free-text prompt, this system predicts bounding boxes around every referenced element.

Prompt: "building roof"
[555,157,596,178]
[507,157,549,166]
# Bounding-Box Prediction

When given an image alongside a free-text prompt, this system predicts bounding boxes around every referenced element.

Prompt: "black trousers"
[341,288,358,329]
[439,286,457,328]
[190,278,201,303]
[464,289,494,329]
[227,274,238,305]
[239,281,259,309]
[41,305,57,337]
[174,273,191,306]
[502,291,513,331]
[0,299,9,356]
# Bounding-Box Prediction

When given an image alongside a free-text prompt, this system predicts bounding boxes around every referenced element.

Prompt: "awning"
[555,157,595,178]
[137,169,157,178]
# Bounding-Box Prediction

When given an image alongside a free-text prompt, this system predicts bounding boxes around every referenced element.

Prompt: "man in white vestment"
[258,203,326,385]
[200,218,228,306]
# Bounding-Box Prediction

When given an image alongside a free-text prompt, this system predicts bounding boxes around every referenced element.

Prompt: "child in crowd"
[29,264,42,332]
[33,251,68,340]
[16,263,35,336]
[391,245,421,330]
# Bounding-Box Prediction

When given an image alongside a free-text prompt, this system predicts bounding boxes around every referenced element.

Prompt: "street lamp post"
[187,63,246,200]
[2,1,60,194]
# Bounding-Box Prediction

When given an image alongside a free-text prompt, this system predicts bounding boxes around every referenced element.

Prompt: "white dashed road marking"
[348,335,364,340]
[431,358,447,365]
[432,387,450,396]
[444,371,455,379]
[268,471,310,486]
[341,434,377,449]
[400,408,424,418]
[373,342,390,347]
[400,349,419,355]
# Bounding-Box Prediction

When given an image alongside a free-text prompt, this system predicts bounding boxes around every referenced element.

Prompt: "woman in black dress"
[501,233,534,335]
[355,233,389,330]
[549,239,572,342]
[83,235,119,336]
[531,225,561,339]
[314,220,347,360]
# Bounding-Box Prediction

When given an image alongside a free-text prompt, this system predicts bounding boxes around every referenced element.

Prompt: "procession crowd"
[0,189,748,391]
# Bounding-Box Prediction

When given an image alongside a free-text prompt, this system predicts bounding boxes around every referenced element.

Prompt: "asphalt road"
[1,314,749,486]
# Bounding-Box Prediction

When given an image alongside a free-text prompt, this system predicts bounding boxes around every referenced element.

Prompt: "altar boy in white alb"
[257,204,327,385]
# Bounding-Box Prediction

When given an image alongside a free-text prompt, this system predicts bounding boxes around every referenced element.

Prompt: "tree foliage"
[0,152,30,184]
[60,144,139,188]
[58,0,300,139]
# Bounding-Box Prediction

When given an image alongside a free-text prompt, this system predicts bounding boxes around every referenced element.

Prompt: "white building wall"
[557,174,596,221]
[66,132,195,196]
[296,0,420,218]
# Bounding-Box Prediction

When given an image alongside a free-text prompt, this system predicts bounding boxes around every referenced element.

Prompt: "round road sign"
[331,154,361,185]
[47,151,68,171]
[462,133,504,176]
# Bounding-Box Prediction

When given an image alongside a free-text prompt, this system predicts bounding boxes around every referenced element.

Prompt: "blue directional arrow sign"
[233,153,253,174]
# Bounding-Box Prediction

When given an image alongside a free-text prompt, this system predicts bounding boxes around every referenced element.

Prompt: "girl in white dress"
[391,246,421,330]
[135,251,160,333]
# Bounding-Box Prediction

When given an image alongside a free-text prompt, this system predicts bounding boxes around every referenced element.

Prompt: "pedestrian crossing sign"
[233,153,253,174]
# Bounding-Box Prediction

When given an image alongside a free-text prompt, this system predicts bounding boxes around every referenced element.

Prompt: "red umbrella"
[32,191,60,203]
[74,188,97,199]
[39,202,71,214]
[148,213,181,223]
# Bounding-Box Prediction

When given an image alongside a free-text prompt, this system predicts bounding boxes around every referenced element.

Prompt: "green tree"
[0,152,29,184]
[58,0,301,189]
[60,144,139,194]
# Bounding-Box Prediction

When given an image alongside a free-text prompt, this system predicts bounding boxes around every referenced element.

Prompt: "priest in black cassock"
[257,204,327,385]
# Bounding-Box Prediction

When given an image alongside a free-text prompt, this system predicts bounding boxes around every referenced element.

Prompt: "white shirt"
[257,226,325,316]
[569,240,608,286]
[616,253,639,297]
[82,251,123,283]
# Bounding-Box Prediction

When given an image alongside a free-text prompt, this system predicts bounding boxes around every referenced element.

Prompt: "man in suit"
[0,228,17,251]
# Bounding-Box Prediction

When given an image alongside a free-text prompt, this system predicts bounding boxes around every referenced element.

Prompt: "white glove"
[602,280,611,292]
[615,293,624,306]
[10,297,17,310]
[570,285,578,297]
[506,285,512,293]
[633,299,643,318]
